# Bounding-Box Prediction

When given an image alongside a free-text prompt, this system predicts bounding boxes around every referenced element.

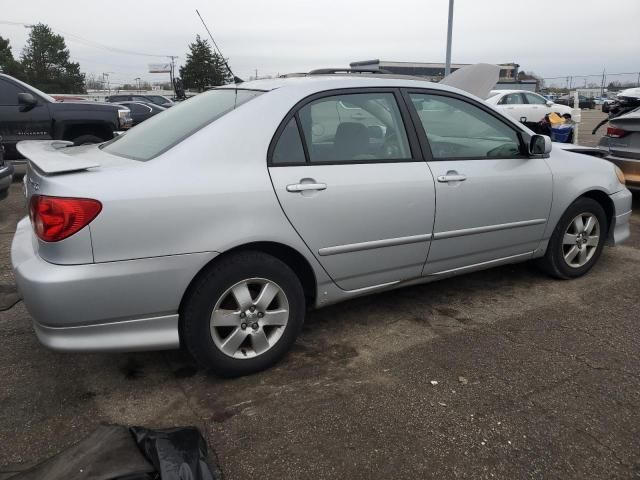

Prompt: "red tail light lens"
[606,127,627,138]
[29,195,102,242]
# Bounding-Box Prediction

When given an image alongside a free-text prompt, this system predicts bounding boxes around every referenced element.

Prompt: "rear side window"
[498,93,524,105]
[297,92,411,163]
[272,119,306,164]
[102,89,263,161]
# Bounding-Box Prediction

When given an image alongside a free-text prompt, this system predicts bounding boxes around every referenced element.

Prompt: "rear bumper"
[608,189,633,246]
[33,314,180,352]
[11,218,218,352]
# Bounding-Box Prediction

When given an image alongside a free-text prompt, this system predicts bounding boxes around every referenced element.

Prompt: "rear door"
[404,90,552,275]
[268,89,436,291]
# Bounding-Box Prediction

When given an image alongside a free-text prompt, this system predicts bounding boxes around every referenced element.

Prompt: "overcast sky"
[1,0,639,87]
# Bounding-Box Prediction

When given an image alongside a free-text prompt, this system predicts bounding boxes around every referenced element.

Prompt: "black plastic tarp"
[9,425,220,480]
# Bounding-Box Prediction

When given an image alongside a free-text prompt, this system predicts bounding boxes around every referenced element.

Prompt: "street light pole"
[444,0,454,77]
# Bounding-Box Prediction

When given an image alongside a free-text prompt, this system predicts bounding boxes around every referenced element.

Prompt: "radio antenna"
[195,9,243,84]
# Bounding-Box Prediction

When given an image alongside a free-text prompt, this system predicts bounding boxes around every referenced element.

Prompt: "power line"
[0,20,173,58]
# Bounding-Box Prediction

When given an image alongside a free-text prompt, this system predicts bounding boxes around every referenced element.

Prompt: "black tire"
[71,134,104,146]
[181,251,305,377]
[537,197,608,279]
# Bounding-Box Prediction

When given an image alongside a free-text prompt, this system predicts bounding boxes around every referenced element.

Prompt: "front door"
[0,78,51,159]
[405,91,552,275]
[268,89,436,291]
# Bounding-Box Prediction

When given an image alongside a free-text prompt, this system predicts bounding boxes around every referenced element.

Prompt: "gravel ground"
[0,160,638,479]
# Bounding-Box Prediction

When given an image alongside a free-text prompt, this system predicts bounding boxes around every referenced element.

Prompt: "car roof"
[217,74,460,95]
[489,89,539,95]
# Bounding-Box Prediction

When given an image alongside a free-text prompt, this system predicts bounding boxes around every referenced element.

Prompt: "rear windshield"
[102,88,264,161]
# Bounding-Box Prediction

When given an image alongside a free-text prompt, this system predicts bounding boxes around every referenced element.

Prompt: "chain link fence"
[541,72,640,96]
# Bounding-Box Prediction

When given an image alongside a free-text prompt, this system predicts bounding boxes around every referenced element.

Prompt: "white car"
[486,90,573,124]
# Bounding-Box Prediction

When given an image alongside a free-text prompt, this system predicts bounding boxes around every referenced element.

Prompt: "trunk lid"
[17,140,100,175]
[17,140,137,265]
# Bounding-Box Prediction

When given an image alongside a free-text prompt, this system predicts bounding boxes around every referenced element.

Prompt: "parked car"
[115,101,165,126]
[486,90,573,125]
[0,144,14,199]
[0,73,132,168]
[12,74,632,377]
[554,95,596,109]
[597,107,640,190]
[107,94,175,108]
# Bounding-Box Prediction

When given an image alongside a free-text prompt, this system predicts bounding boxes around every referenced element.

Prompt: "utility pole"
[101,72,113,95]
[135,77,141,93]
[167,55,178,94]
[600,69,606,97]
[444,0,454,76]
[255,68,258,80]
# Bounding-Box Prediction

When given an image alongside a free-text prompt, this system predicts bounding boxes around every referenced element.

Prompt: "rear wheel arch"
[179,241,317,319]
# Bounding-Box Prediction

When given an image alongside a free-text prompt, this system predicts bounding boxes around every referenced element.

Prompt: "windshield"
[102,88,264,161]
[8,75,56,103]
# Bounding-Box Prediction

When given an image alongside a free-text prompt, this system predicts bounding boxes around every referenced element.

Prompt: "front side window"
[409,93,523,160]
[0,79,25,105]
[524,93,547,105]
[297,92,411,163]
[103,89,263,161]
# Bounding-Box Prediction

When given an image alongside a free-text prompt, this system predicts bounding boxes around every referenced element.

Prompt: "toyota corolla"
[11,73,632,376]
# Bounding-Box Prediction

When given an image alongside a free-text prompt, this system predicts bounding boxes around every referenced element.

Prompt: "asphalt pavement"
[1,169,639,478]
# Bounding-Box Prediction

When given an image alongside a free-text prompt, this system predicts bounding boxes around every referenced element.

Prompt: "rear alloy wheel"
[210,278,290,359]
[182,251,305,377]
[538,197,608,279]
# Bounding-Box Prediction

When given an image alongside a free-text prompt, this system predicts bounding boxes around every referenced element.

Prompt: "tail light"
[606,127,627,138]
[29,195,102,242]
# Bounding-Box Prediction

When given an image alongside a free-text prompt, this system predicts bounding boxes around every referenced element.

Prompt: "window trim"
[401,88,528,162]
[267,87,423,167]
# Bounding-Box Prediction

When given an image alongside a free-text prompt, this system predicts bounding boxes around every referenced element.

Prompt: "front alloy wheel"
[562,213,600,268]
[538,197,608,279]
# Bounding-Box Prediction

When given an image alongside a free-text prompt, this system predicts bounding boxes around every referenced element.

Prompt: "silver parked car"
[12,74,633,376]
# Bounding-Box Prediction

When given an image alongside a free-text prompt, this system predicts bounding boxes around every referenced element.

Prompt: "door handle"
[437,174,467,183]
[286,183,327,192]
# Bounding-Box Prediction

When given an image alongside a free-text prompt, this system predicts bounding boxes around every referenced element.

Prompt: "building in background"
[349,59,537,91]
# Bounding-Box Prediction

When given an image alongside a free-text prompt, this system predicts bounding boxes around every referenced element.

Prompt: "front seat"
[333,122,370,160]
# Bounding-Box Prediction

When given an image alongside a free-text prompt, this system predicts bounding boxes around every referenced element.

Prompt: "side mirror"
[546,100,554,107]
[530,134,552,155]
[18,92,37,110]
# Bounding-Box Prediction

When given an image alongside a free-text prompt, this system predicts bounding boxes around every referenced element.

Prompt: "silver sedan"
[12,74,633,376]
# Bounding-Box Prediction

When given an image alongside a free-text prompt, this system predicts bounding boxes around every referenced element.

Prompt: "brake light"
[29,195,102,242]
[606,127,627,138]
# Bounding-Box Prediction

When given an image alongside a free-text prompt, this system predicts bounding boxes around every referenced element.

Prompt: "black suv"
[106,94,174,108]
[0,73,132,165]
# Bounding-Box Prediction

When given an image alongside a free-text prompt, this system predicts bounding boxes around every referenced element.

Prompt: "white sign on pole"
[148,63,172,73]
